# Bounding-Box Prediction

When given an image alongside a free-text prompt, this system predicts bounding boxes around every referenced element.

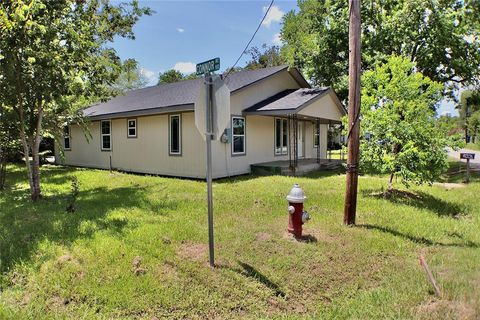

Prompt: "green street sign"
[196,57,220,75]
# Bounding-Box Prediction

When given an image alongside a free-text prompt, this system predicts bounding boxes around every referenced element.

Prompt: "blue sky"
[112,1,297,82]
[111,0,457,116]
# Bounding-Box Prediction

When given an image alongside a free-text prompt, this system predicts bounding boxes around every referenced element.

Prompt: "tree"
[245,44,285,70]
[157,69,198,85]
[359,56,462,189]
[158,69,184,84]
[457,90,480,143]
[113,58,148,92]
[281,0,480,101]
[0,105,20,190]
[0,0,151,200]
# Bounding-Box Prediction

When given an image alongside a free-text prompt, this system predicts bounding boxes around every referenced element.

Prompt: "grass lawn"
[0,163,479,319]
[466,143,480,152]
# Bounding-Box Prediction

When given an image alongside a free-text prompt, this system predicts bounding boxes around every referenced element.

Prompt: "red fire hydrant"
[287,184,310,238]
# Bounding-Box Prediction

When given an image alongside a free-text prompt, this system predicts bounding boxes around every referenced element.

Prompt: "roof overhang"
[243,88,346,122]
[86,103,194,121]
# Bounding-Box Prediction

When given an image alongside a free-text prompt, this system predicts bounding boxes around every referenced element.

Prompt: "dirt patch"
[132,256,147,276]
[369,188,421,200]
[156,261,178,279]
[177,242,208,262]
[55,254,79,267]
[416,299,477,320]
[255,232,272,242]
[281,227,337,244]
[434,182,466,190]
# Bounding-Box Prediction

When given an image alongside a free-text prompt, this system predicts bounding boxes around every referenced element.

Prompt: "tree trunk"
[30,100,44,201]
[18,105,35,196]
[388,172,394,191]
[0,145,6,191]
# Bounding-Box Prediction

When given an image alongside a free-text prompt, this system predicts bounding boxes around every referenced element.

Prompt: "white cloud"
[140,68,156,85]
[272,33,282,45]
[262,5,284,28]
[173,62,196,74]
[176,28,185,33]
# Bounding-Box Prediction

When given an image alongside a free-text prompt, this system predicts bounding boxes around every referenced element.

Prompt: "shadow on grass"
[217,262,286,298]
[361,188,467,218]
[0,166,175,273]
[357,224,479,249]
[440,161,480,183]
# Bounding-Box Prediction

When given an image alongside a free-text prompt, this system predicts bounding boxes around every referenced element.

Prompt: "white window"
[64,126,71,150]
[101,120,111,151]
[314,123,320,147]
[275,118,288,155]
[169,114,181,155]
[127,119,137,138]
[232,116,246,155]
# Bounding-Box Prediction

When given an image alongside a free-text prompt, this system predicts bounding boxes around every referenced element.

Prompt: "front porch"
[251,158,344,176]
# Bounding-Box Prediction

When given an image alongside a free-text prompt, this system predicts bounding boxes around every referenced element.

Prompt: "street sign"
[460,153,475,160]
[196,57,220,76]
[194,75,230,140]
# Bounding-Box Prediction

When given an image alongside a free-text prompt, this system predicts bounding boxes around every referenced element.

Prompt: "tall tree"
[359,56,462,189]
[245,44,285,70]
[457,89,480,143]
[158,69,184,84]
[0,0,151,200]
[113,58,148,92]
[281,0,480,101]
[0,104,20,190]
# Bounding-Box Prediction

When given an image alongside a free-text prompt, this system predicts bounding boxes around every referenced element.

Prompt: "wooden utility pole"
[343,0,361,225]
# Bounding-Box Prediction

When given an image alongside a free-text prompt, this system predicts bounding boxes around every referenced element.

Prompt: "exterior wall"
[231,71,301,115]
[304,122,328,159]
[298,93,344,121]
[57,69,335,178]
[60,112,207,178]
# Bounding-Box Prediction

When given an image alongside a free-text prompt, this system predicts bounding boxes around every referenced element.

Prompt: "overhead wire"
[223,0,275,80]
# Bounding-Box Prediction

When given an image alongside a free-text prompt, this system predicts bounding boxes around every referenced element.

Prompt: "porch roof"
[242,87,346,121]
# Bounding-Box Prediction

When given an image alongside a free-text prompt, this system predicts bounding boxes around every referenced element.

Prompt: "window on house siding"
[275,118,288,155]
[232,116,246,155]
[64,126,71,150]
[127,119,137,138]
[169,114,181,155]
[101,120,111,151]
[314,123,320,147]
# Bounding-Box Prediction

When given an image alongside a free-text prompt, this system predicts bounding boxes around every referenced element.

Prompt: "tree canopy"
[245,44,285,70]
[113,58,149,92]
[0,0,150,200]
[158,69,197,85]
[281,0,480,101]
[359,56,462,189]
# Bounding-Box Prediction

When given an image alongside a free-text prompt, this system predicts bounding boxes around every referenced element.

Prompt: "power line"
[223,0,275,80]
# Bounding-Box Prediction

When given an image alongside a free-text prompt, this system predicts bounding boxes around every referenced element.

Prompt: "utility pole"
[343,0,361,225]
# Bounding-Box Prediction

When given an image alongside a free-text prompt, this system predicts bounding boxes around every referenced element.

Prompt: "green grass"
[466,143,480,152]
[0,163,479,319]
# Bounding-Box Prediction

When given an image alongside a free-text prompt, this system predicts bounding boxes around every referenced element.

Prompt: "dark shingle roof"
[243,88,330,114]
[84,65,291,119]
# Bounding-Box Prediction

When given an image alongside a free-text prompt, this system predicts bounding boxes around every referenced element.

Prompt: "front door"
[297,121,305,158]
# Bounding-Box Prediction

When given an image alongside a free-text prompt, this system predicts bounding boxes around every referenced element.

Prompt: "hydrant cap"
[286,184,306,203]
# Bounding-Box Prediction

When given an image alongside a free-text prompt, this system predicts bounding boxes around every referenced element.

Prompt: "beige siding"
[298,93,344,121]
[58,69,338,178]
[231,71,301,115]
[303,122,328,159]
[62,112,207,178]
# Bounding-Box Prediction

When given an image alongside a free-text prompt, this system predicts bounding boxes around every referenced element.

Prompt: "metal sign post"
[205,72,215,267]
[194,57,226,268]
[460,152,475,183]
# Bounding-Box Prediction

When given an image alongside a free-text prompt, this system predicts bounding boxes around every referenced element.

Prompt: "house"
[56,65,346,178]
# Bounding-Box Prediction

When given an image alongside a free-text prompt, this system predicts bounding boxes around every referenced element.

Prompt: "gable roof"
[84,65,309,120]
[243,87,346,117]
